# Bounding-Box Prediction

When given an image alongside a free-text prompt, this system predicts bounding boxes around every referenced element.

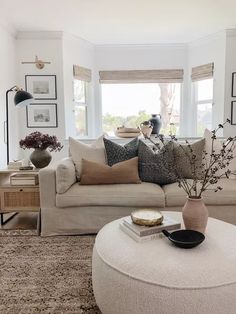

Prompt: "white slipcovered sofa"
[39,157,236,236]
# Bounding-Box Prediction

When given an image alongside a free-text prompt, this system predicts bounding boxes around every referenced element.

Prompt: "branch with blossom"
[19,132,63,152]
[141,119,236,198]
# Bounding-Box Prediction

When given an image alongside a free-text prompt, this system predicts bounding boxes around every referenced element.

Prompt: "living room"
[0,1,236,313]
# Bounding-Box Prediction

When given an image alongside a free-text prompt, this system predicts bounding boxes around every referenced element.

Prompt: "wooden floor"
[0,212,38,230]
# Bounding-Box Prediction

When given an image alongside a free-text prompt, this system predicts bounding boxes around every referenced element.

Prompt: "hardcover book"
[123,215,181,237]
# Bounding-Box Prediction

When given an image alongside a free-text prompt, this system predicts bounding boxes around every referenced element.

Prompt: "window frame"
[192,78,214,136]
[73,79,89,138]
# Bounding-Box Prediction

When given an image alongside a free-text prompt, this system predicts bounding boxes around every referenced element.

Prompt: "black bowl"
[162,229,205,249]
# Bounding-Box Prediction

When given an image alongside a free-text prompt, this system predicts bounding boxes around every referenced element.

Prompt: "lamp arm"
[6,86,20,93]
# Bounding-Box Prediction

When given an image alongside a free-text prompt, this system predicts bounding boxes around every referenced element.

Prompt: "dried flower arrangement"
[141,119,236,199]
[19,131,63,152]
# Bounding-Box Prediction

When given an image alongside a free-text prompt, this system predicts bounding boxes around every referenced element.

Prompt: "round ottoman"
[92,211,236,314]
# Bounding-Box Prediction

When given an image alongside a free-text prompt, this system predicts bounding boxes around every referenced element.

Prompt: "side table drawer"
[0,187,40,210]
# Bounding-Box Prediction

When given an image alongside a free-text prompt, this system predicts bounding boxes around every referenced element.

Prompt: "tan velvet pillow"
[80,157,141,185]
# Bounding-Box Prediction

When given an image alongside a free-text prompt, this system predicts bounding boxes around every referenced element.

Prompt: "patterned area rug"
[0,231,101,314]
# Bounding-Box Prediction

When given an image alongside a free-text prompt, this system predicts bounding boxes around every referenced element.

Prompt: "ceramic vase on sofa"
[30,149,52,169]
[182,197,208,234]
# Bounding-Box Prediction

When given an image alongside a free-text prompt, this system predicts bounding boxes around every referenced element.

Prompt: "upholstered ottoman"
[92,211,236,314]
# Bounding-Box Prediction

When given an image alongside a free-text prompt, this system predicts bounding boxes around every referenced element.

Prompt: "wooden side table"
[0,169,40,232]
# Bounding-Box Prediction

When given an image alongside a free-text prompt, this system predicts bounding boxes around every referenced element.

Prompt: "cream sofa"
[39,157,236,236]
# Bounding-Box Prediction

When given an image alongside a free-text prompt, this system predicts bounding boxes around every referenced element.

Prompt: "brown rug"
[0,231,101,314]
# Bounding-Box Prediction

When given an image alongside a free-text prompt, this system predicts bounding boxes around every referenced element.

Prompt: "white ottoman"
[92,211,236,314]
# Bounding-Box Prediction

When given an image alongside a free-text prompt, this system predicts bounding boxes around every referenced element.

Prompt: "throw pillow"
[103,137,139,166]
[204,128,236,175]
[69,136,106,180]
[80,157,141,185]
[138,140,177,185]
[56,157,77,194]
[172,138,205,179]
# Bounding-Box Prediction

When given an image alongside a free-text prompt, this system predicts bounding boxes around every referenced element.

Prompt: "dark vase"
[30,149,52,169]
[149,114,162,135]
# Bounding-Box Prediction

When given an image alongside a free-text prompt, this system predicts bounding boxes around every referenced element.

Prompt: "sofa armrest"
[39,161,60,209]
[55,157,76,194]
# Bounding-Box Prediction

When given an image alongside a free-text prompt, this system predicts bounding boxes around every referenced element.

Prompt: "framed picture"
[26,103,58,128]
[25,75,57,100]
[232,72,236,97]
[231,101,236,125]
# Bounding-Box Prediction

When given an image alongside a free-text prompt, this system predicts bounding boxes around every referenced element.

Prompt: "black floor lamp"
[6,86,33,164]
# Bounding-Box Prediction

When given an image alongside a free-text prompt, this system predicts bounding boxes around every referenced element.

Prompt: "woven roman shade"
[73,65,92,82]
[99,69,184,84]
[191,63,214,82]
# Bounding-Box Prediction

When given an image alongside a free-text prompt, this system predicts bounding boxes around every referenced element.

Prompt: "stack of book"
[120,215,181,242]
[7,160,23,170]
[10,173,39,186]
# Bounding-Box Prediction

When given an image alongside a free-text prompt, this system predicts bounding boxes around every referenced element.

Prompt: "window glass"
[73,79,88,137]
[101,83,181,136]
[197,79,213,102]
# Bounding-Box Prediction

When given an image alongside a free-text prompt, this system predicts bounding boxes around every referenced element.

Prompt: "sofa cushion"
[138,140,177,185]
[69,136,106,180]
[104,137,139,166]
[56,182,165,208]
[80,157,141,185]
[172,138,205,179]
[163,178,236,206]
[56,157,77,194]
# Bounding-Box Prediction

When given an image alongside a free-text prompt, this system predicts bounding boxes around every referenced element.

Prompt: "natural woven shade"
[99,69,184,84]
[73,65,92,82]
[191,63,214,81]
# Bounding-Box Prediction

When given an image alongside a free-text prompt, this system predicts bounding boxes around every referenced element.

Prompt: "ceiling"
[1,0,236,44]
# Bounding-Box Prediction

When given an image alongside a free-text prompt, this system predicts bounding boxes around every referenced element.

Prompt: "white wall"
[62,33,95,138]
[188,32,226,135]
[16,32,66,161]
[93,44,189,135]
[224,30,236,137]
[0,22,17,167]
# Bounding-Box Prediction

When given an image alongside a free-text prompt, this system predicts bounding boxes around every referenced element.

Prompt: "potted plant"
[19,132,63,168]
[141,119,236,233]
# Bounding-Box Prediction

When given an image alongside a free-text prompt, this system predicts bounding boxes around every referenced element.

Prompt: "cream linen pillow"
[69,136,106,179]
[203,128,236,175]
[56,157,76,194]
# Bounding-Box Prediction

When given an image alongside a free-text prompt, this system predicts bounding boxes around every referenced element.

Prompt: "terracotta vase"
[182,197,208,234]
[30,149,52,169]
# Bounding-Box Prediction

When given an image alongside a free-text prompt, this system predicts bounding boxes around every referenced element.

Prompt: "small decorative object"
[27,103,58,128]
[25,75,57,100]
[115,126,141,138]
[21,56,51,70]
[149,114,162,135]
[140,119,236,234]
[232,72,236,97]
[131,209,164,226]
[19,132,63,168]
[231,101,236,125]
[162,229,205,249]
[140,121,153,138]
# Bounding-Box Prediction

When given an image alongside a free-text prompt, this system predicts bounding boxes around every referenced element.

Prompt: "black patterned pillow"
[138,140,177,185]
[104,138,139,166]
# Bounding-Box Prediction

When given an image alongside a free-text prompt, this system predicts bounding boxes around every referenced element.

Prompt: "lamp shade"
[14,90,33,107]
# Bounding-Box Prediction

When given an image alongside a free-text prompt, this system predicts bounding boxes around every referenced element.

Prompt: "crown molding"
[95,43,187,50]
[226,29,236,38]
[16,31,63,40]
[188,30,226,48]
[0,19,17,37]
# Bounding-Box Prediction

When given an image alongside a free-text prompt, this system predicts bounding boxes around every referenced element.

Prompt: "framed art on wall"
[232,72,236,97]
[231,101,236,125]
[26,103,58,128]
[25,75,57,100]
